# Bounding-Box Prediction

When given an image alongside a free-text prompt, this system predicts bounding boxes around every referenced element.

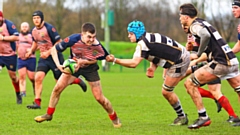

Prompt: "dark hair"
[232,0,240,7]
[179,3,198,18]
[81,22,96,34]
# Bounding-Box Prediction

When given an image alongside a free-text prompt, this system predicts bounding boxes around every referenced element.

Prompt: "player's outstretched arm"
[106,54,143,68]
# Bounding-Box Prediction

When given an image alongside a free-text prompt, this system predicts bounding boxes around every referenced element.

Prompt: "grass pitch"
[0,66,240,135]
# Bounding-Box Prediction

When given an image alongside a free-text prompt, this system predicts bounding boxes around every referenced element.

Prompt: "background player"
[25,10,87,109]
[0,11,21,104]
[17,22,36,97]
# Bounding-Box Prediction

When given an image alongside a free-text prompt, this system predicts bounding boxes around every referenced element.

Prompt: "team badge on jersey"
[92,50,99,56]
[64,37,69,43]
[40,32,45,38]
[52,28,56,32]
[12,25,16,29]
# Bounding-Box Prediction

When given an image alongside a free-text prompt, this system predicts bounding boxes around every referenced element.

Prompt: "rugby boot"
[35,114,52,123]
[188,117,211,129]
[170,114,188,126]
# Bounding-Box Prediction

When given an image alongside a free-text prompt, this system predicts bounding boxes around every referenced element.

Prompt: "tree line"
[2,0,238,43]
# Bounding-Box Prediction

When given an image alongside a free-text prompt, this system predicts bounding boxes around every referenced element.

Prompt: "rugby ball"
[62,59,77,74]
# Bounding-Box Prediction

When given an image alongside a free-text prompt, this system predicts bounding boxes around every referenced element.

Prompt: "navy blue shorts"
[73,63,100,82]
[0,55,17,71]
[18,58,36,72]
[37,53,64,80]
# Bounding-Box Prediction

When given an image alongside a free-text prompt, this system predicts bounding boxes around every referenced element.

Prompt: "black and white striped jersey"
[133,32,186,68]
[190,18,238,66]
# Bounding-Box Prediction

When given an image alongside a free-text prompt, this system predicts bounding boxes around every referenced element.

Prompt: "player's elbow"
[128,65,137,68]
[128,63,139,68]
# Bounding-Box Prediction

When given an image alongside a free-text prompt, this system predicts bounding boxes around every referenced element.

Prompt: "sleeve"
[190,24,210,57]
[55,34,80,52]
[45,23,61,44]
[133,44,142,58]
[190,23,203,36]
[196,28,211,57]
[238,33,240,40]
[30,27,36,41]
[96,43,109,60]
[5,20,19,36]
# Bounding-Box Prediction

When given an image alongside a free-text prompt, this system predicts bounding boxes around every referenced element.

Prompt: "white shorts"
[167,51,190,78]
[204,60,240,80]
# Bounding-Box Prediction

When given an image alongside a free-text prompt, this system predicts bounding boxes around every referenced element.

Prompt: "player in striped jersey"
[25,10,87,109]
[180,3,240,129]
[106,20,190,126]
[34,22,121,128]
[182,25,240,124]
[230,0,240,127]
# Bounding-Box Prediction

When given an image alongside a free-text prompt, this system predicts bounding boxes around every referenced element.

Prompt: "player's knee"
[19,75,25,80]
[162,84,175,92]
[189,74,201,86]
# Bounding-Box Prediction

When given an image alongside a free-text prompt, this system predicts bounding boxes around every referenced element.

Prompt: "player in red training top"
[17,22,36,97]
[34,22,121,128]
[25,10,87,109]
[0,11,22,104]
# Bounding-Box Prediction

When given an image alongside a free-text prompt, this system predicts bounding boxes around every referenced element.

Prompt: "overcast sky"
[39,0,233,18]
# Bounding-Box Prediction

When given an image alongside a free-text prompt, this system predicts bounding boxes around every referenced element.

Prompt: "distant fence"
[35,53,240,73]
[100,55,240,73]
[100,55,148,73]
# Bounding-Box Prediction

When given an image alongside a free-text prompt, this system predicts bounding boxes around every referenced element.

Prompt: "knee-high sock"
[71,78,80,84]
[198,87,214,99]
[12,81,20,93]
[109,111,118,120]
[172,101,185,117]
[218,96,237,117]
[47,107,56,115]
[34,98,41,106]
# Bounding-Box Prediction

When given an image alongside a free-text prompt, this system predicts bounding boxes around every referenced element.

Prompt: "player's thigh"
[164,75,182,87]
[194,66,218,85]
[55,73,75,89]
[88,80,103,99]
[34,71,46,82]
[207,83,221,93]
[27,70,35,80]
[18,67,27,79]
[227,75,240,88]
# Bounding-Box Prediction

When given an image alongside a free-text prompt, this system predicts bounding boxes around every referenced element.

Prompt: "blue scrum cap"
[127,20,146,40]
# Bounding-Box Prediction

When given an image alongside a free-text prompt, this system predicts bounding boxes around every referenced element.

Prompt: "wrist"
[113,58,117,65]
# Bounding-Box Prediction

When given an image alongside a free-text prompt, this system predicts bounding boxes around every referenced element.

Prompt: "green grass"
[0,66,240,135]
